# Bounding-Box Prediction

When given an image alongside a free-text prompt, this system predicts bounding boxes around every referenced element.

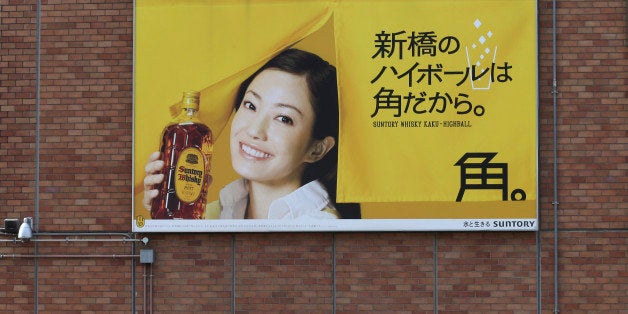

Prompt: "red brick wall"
[0,0,626,313]
[1,0,38,311]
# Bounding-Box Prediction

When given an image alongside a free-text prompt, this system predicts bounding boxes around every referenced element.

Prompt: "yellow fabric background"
[134,0,336,219]
[335,0,537,203]
[134,0,537,220]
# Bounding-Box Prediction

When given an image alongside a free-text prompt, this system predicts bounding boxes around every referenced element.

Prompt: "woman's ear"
[305,136,335,163]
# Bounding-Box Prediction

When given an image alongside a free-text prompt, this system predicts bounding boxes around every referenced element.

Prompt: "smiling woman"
[230,69,322,191]
[143,49,360,220]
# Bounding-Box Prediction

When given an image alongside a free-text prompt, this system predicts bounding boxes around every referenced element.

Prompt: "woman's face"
[230,68,319,187]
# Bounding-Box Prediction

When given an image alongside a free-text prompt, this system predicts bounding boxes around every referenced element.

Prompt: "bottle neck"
[182,107,196,116]
[175,107,199,123]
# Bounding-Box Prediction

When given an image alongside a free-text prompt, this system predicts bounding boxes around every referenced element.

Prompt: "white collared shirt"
[214,178,340,219]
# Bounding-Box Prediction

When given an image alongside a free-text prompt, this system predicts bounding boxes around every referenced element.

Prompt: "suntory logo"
[185,153,199,164]
[175,148,206,203]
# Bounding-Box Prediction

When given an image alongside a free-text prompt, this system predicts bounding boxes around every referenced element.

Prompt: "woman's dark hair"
[234,48,360,218]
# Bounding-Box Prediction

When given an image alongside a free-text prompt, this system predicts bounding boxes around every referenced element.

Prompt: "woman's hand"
[142,151,164,211]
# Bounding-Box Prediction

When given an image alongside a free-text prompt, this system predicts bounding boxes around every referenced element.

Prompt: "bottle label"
[174,147,206,203]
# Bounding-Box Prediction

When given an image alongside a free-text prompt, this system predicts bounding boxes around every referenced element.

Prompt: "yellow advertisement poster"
[133,0,538,232]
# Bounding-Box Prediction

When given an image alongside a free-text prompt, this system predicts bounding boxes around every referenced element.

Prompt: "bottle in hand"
[151,91,213,219]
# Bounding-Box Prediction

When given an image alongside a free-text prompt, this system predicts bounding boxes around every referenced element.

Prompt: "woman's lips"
[240,142,272,159]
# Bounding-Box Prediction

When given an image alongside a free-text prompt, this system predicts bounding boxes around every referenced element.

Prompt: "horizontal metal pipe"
[33,238,141,242]
[0,239,21,243]
[36,232,135,238]
[0,238,143,243]
[0,253,139,259]
[1,233,148,244]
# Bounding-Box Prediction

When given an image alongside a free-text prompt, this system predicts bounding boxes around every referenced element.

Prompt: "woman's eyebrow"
[246,89,304,117]
[245,90,261,99]
[276,103,304,117]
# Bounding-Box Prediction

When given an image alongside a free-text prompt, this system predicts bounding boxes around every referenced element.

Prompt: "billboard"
[133,0,538,232]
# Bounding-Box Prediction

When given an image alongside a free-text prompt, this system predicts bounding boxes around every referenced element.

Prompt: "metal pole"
[34,1,42,311]
[433,233,438,314]
[332,233,336,314]
[150,263,154,314]
[143,263,147,314]
[552,0,560,312]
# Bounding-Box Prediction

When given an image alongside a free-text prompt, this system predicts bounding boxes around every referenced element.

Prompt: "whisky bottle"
[151,91,213,219]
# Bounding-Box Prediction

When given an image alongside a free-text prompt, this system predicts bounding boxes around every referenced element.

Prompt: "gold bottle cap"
[181,91,200,110]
